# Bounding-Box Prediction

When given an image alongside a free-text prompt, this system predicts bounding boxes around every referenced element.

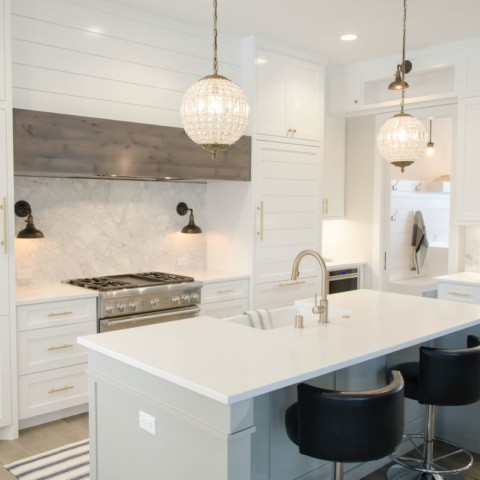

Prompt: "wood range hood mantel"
[13,109,251,182]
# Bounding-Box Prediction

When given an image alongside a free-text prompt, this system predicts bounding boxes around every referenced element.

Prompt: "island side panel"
[85,351,255,480]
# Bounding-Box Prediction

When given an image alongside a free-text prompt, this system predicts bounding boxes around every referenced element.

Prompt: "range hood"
[13,109,251,182]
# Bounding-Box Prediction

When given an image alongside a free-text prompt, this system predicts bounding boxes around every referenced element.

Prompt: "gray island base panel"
[78,289,480,480]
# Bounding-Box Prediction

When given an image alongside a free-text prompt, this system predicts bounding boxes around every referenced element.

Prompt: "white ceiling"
[107,0,480,66]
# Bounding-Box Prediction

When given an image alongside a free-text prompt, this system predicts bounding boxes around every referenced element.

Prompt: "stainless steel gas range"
[65,272,202,332]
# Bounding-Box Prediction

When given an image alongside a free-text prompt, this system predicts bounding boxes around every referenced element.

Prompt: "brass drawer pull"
[278,281,306,288]
[448,291,471,298]
[48,385,74,394]
[48,343,74,351]
[217,289,235,294]
[0,197,7,254]
[257,201,264,240]
[47,311,74,317]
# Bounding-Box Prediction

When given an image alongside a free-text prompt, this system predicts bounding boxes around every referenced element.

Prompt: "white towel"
[244,309,273,330]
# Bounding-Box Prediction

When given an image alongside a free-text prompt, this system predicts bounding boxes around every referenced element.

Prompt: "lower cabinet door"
[200,298,249,319]
[18,363,88,419]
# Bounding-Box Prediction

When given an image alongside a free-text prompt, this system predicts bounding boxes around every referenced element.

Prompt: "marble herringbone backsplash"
[14,177,207,285]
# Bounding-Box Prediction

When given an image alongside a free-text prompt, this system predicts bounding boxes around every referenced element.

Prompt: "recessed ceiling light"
[340,34,358,42]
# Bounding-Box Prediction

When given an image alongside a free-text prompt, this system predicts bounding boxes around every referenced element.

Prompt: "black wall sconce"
[176,202,202,234]
[15,200,44,239]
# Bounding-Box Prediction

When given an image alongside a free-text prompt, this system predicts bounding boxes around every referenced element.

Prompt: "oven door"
[99,305,200,333]
[328,268,360,294]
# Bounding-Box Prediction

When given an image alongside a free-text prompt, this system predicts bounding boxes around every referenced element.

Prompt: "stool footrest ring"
[386,434,473,479]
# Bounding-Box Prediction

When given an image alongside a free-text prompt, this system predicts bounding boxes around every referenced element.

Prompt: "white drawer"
[201,279,249,304]
[437,283,480,303]
[200,298,249,319]
[18,321,96,375]
[18,364,88,420]
[254,277,319,309]
[17,298,97,331]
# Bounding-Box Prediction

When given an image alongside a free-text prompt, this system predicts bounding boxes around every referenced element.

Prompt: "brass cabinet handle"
[322,198,329,215]
[217,289,235,294]
[257,201,264,240]
[278,280,306,288]
[447,291,472,298]
[48,385,74,394]
[0,197,7,254]
[47,311,74,317]
[47,343,74,351]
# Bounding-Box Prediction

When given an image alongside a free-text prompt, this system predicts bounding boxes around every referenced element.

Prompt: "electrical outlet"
[177,257,188,266]
[17,269,32,280]
[139,410,156,435]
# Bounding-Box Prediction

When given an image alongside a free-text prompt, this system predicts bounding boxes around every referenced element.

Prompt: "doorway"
[375,103,456,296]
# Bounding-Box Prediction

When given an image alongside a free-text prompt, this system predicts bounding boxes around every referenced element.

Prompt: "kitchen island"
[78,289,480,480]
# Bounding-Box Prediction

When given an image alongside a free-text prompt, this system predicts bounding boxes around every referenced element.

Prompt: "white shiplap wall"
[11,0,245,126]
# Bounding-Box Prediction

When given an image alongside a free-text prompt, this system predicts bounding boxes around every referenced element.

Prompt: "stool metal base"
[386,434,473,480]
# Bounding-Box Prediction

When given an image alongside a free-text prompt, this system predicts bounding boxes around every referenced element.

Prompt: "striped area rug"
[4,439,89,480]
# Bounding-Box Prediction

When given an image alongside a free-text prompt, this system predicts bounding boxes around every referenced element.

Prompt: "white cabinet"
[253,141,322,308]
[456,97,480,223]
[322,114,345,217]
[200,278,249,318]
[327,70,362,114]
[437,282,480,303]
[0,0,14,436]
[17,298,96,422]
[255,50,324,143]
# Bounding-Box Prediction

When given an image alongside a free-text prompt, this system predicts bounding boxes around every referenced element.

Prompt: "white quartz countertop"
[179,270,249,283]
[78,289,480,405]
[435,272,480,286]
[16,283,99,305]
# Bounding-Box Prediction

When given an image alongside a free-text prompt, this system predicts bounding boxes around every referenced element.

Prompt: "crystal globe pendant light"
[377,0,426,173]
[180,0,249,158]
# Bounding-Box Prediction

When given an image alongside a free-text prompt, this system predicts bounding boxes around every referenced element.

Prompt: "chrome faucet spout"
[291,249,329,323]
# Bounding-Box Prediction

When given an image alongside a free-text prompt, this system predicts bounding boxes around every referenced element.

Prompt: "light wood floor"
[0,413,478,479]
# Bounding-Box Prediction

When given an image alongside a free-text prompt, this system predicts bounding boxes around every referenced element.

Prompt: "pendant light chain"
[400,0,407,114]
[213,0,218,75]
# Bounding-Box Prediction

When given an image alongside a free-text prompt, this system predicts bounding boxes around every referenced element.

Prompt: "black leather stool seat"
[386,335,480,480]
[285,371,404,469]
[390,334,480,406]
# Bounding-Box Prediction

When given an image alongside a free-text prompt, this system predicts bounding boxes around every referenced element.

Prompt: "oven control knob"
[128,301,137,311]
[171,295,180,305]
[181,294,191,304]
[117,303,126,313]
[105,304,114,314]
[150,298,160,308]
[190,292,200,303]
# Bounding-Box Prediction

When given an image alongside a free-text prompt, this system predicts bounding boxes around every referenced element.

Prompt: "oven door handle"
[101,306,200,328]
[329,274,359,282]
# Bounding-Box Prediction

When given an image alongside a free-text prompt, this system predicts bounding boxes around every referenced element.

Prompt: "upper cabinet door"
[456,97,480,223]
[255,50,324,144]
[290,60,324,142]
[0,0,4,103]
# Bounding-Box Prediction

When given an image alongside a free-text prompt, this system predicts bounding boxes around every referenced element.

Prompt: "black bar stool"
[387,335,480,480]
[284,371,404,480]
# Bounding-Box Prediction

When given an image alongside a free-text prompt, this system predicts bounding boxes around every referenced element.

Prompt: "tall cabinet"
[252,48,325,308]
[0,0,17,439]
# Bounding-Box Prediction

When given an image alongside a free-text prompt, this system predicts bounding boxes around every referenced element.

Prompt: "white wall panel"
[11,0,244,126]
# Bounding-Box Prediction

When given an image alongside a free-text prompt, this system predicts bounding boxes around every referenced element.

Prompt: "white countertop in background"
[78,289,480,405]
[435,272,480,286]
[16,283,99,305]
[15,270,249,305]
